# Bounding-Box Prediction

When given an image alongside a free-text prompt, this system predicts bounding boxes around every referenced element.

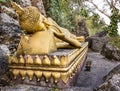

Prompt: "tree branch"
[106,0,112,8]
[106,0,118,11]
[88,0,110,18]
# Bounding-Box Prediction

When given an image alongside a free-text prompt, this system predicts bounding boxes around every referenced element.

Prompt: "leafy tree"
[86,14,105,35]
[43,0,106,35]
[84,0,120,37]
[44,0,75,31]
[104,9,119,37]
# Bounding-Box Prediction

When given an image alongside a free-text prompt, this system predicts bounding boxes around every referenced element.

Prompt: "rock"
[101,43,120,61]
[0,13,21,54]
[1,5,18,19]
[42,0,50,16]
[31,0,46,16]
[13,0,31,7]
[0,73,11,86]
[0,44,10,55]
[104,64,120,81]
[95,31,107,37]
[87,36,109,52]
[96,74,120,91]
[0,0,11,7]
[96,64,120,91]
[0,84,51,91]
[0,46,9,75]
[76,19,89,38]
[86,37,92,48]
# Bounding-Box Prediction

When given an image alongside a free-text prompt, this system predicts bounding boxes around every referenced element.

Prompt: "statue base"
[9,42,88,88]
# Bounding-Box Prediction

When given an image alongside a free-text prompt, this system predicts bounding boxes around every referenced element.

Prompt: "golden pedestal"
[9,42,88,88]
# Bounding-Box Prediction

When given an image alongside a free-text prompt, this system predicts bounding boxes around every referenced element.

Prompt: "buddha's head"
[11,1,42,33]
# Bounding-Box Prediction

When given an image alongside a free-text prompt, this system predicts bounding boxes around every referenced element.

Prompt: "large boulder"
[0,45,11,86]
[87,36,109,52]
[101,43,120,61]
[96,64,120,91]
[95,31,107,37]
[1,5,18,19]
[0,13,21,54]
[0,45,10,75]
[86,31,109,52]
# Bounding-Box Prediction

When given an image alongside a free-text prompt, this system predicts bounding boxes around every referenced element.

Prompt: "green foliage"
[109,36,120,49]
[50,86,60,91]
[47,0,75,31]
[103,10,119,37]
[45,0,105,35]
[86,14,105,36]
[79,8,89,18]
[0,0,6,2]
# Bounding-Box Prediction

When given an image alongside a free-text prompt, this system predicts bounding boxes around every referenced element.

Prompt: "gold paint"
[7,54,12,64]
[12,69,19,79]
[17,31,57,55]
[9,47,88,71]
[19,55,24,65]
[42,55,51,66]
[72,66,76,76]
[68,42,88,65]
[43,71,51,82]
[26,70,34,80]
[34,55,41,65]
[60,55,68,66]
[34,71,42,81]
[51,56,60,66]
[69,68,72,78]
[52,72,60,83]
[11,1,24,16]
[61,72,69,83]
[19,70,26,80]
[77,36,85,42]
[26,55,33,65]
[11,56,18,64]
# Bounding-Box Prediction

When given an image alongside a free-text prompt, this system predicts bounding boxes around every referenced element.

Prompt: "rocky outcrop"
[0,45,11,87]
[13,0,31,7]
[104,64,120,81]
[1,5,18,19]
[96,64,120,91]
[31,0,46,16]
[0,45,10,75]
[87,36,109,52]
[87,31,120,61]
[0,13,21,54]
[101,43,120,61]
[95,31,107,37]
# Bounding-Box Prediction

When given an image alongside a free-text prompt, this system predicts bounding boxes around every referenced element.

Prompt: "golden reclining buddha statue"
[8,2,88,86]
[11,1,84,55]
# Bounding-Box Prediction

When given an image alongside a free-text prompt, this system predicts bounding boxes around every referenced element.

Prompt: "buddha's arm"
[42,16,81,48]
[54,31,81,48]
